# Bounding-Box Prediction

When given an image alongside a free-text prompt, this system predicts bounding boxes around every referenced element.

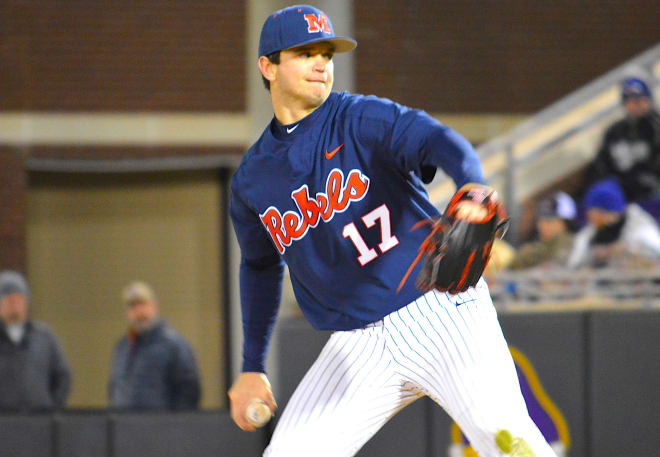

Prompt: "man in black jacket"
[108,281,201,410]
[0,270,71,411]
[589,76,660,202]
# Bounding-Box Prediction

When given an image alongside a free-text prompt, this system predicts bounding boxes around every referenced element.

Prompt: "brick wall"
[29,146,242,160]
[3,1,660,268]
[1,0,245,111]
[1,0,247,270]
[0,150,26,272]
[354,1,660,113]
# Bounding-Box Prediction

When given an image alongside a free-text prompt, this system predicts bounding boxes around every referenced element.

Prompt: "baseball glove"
[398,184,509,295]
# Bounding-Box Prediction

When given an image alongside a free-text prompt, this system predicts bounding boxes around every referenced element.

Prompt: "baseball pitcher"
[229,5,557,457]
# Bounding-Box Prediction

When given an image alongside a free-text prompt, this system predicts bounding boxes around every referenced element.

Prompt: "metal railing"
[488,267,660,310]
[428,42,660,241]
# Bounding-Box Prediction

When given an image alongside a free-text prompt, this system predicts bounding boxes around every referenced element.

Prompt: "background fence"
[3,308,656,457]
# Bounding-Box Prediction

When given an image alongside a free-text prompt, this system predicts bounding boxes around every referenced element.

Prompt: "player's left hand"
[398,183,509,294]
[452,183,497,222]
[228,372,277,432]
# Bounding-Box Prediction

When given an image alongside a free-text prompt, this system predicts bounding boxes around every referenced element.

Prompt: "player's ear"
[258,56,276,85]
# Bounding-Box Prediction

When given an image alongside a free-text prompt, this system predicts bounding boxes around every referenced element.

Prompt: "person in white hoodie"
[568,178,660,269]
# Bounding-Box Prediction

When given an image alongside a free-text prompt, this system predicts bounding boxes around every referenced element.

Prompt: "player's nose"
[312,55,328,71]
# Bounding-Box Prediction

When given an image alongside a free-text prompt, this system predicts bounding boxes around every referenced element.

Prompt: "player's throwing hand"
[228,372,277,432]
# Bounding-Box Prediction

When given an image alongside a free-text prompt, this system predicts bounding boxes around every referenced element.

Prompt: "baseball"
[246,399,272,427]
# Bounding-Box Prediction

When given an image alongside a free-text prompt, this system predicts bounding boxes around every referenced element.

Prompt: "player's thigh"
[428,286,527,414]
[383,286,518,412]
[417,288,553,456]
[265,328,412,457]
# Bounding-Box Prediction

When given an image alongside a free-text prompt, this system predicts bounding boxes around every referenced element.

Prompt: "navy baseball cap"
[259,5,357,57]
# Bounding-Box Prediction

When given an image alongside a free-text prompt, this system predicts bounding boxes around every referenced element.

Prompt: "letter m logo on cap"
[304,13,331,33]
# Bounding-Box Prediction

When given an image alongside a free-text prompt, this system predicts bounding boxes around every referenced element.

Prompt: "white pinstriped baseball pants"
[264,280,557,457]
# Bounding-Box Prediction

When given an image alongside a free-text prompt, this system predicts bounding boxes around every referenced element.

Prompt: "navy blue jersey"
[231,92,484,372]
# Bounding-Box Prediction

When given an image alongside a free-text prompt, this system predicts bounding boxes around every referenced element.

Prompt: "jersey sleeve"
[356,96,485,187]
[230,176,285,373]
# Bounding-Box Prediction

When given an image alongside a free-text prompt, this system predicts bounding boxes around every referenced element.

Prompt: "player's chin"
[307,79,330,90]
[304,87,330,106]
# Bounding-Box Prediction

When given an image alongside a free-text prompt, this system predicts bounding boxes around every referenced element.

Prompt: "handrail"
[489,267,660,310]
[428,42,660,214]
[479,42,660,159]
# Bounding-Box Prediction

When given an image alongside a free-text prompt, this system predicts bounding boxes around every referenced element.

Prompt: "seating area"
[489,267,660,309]
[427,43,660,243]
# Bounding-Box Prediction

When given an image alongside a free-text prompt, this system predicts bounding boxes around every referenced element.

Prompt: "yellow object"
[495,429,514,453]
[486,239,516,276]
[495,429,536,457]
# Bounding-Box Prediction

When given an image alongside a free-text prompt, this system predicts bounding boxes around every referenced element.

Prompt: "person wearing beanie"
[510,191,578,270]
[587,75,660,202]
[108,281,201,410]
[568,179,660,268]
[0,270,71,411]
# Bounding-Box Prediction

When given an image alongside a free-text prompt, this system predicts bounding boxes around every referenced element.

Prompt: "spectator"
[568,179,660,269]
[509,192,577,270]
[0,270,71,411]
[483,238,516,280]
[588,76,660,202]
[108,281,201,410]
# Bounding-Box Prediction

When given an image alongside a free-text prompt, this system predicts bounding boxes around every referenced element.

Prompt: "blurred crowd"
[0,273,200,412]
[483,76,660,305]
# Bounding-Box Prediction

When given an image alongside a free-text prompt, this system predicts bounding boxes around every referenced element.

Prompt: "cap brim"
[623,93,649,100]
[283,36,357,54]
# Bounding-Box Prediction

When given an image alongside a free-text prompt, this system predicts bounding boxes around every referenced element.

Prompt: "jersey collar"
[270,93,337,141]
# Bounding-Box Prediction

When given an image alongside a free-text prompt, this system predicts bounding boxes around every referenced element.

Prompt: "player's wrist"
[241,357,267,373]
[241,364,266,374]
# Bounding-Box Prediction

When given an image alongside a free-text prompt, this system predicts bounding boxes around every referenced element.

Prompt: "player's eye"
[324,52,334,60]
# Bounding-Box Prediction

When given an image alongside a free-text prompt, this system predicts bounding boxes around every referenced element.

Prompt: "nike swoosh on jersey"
[286,124,299,134]
[325,144,344,160]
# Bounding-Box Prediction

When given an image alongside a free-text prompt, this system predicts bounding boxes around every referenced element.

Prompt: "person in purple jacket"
[228,5,556,457]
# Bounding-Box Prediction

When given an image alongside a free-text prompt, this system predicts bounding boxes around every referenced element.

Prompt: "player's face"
[274,42,335,110]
